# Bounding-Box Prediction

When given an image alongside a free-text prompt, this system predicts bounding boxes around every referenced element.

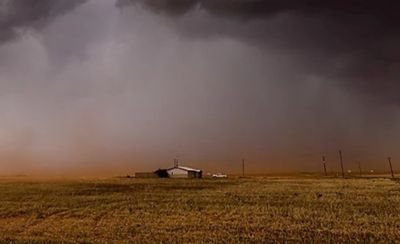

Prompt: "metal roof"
[167,165,201,172]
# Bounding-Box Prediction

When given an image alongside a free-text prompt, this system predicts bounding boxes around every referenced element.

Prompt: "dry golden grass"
[0,177,400,243]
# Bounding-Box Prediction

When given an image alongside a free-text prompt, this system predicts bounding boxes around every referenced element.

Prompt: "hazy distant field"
[1,177,399,243]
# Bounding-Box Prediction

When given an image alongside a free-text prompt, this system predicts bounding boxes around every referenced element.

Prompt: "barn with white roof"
[166,165,202,178]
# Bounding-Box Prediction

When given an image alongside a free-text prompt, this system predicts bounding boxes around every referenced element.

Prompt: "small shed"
[167,166,202,178]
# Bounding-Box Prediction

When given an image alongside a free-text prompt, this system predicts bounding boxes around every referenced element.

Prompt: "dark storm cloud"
[117,0,400,105]
[0,0,87,43]
[116,0,400,20]
[1,0,400,175]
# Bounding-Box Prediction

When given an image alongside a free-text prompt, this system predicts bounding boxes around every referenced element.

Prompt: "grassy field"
[0,176,400,243]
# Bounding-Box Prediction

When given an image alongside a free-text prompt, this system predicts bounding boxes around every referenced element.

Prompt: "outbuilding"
[166,166,202,178]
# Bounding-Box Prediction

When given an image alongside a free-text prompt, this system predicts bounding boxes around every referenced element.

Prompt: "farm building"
[166,166,202,178]
[154,169,169,178]
[135,165,202,178]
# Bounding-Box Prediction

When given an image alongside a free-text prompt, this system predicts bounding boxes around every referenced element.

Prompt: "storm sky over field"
[1,0,400,175]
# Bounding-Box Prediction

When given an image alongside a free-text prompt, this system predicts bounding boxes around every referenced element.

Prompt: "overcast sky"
[0,0,400,176]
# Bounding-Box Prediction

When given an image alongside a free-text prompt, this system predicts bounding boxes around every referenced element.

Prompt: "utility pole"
[242,159,245,177]
[339,150,345,178]
[322,156,327,176]
[358,161,362,177]
[388,157,395,178]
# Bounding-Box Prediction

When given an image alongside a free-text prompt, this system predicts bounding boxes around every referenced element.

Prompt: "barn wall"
[167,168,188,178]
[188,171,201,178]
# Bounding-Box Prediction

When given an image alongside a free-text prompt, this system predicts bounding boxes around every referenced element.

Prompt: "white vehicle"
[212,173,228,178]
